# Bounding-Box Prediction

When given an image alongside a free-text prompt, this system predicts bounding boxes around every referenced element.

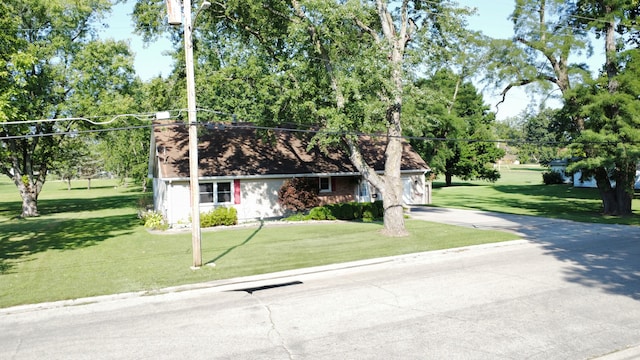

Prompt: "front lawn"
[431,164,640,226]
[0,178,518,309]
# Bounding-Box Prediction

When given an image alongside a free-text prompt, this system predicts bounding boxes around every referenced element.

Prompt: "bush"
[278,177,320,213]
[307,206,336,220]
[200,207,238,228]
[542,171,566,185]
[139,210,168,231]
[281,201,384,223]
[282,213,307,222]
[362,201,383,222]
[321,201,383,221]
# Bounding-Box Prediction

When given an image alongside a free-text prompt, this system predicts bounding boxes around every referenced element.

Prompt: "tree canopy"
[405,69,505,186]
[0,0,139,216]
[133,0,478,235]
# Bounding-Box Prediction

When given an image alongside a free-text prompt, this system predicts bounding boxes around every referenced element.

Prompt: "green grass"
[431,164,640,226]
[0,178,518,309]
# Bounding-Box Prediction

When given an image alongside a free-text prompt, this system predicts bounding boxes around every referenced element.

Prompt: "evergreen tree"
[406,69,504,186]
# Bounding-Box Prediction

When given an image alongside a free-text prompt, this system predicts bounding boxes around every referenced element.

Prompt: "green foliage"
[0,0,138,216]
[139,211,168,231]
[200,207,238,228]
[283,200,384,222]
[484,0,590,98]
[405,69,504,185]
[305,201,383,222]
[565,48,640,215]
[307,206,336,221]
[277,178,320,213]
[518,108,566,164]
[281,213,308,222]
[542,171,566,185]
[362,201,385,222]
[133,0,480,235]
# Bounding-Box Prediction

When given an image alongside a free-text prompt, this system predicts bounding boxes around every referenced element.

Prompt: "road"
[1,208,640,359]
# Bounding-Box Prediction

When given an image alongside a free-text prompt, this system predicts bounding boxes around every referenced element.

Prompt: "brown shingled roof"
[152,123,429,179]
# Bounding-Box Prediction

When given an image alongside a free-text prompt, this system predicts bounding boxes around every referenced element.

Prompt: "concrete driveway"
[409,206,640,301]
[1,207,640,359]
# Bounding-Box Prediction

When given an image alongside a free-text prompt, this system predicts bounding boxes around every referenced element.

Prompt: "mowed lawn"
[0,178,518,309]
[431,164,640,226]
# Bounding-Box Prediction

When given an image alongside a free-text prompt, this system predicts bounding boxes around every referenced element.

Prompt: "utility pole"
[166,0,209,268]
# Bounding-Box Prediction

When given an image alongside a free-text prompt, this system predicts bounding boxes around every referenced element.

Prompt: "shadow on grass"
[207,222,264,265]
[436,183,640,224]
[36,194,141,215]
[0,194,142,274]
[432,182,484,189]
[0,194,141,218]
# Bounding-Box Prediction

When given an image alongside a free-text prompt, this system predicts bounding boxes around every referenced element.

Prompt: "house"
[548,159,640,189]
[148,122,431,226]
[548,159,572,183]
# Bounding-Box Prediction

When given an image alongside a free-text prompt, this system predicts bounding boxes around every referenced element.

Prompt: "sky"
[99,0,569,120]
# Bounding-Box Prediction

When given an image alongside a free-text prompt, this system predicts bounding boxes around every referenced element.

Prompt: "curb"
[592,345,640,360]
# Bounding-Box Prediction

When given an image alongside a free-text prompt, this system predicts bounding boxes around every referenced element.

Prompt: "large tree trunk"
[614,162,635,216]
[16,180,40,217]
[382,132,408,237]
[596,11,634,216]
[445,173,453,187]
[594,165,634,216]
[594,167,617,215]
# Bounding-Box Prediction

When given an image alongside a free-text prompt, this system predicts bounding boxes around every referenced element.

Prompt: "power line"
[1,109,636,147]
[0,113,158,127]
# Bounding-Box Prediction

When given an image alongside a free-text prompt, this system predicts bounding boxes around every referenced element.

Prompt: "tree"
[518,108,566,164]
[406,69,505,186]
[52,136,90,191]
[485,0,640,216]
[484,0,591,133]
[0,0,138,217]
[133,0,476,236]
[565,0,640,216]
[96,76,177,192]
[278,178,320,213]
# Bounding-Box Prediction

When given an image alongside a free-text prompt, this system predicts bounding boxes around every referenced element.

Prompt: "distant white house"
[148,122,431,226]
[549,159,640,189]
[548,159,573,183]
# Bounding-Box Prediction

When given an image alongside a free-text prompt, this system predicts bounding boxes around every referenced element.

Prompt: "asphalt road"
[1,208,640,359]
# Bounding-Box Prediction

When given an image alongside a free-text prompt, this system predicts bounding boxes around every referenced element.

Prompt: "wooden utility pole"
[166,0,203,268]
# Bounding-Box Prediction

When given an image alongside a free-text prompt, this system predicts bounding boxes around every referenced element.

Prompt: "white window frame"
[319,176,332,193]
[199,181,233,204]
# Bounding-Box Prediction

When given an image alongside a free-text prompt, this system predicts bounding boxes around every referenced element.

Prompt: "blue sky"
[99,0,548,120]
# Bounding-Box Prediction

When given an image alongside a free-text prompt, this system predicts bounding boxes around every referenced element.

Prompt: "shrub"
[278,177,320,213]
[542,171,566,185]
[362,201,383,222]
[200,207,238,228]
[307,206,336,220]
[282,213,307,222]
[325,202,382,221]
[139,210,168,231]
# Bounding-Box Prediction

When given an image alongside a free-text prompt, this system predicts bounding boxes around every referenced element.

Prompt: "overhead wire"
[0,109,622,147]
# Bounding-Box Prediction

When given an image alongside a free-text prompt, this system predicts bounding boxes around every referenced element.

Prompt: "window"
[319,177,331,192]
[217,182,232,203]
[199,183,214,203]
[199,181,233,204]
